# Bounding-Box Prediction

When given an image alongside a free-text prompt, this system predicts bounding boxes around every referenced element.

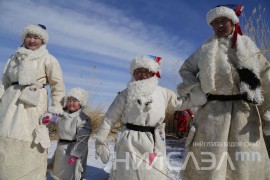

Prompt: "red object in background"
[174,109,194,133]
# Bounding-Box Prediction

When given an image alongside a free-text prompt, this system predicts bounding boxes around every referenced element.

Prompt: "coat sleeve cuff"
[177,82,200,96]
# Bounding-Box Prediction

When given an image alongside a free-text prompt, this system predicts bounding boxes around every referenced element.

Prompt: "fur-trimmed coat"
[48,110,91,180]
[96,85,183,180]
[178,35,270,180]
[0,45,65,180]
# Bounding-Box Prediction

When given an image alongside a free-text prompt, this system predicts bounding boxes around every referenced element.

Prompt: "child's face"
[66,97,81,113]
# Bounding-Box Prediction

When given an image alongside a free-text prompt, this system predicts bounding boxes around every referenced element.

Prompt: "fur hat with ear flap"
[67,88,89,108]
[130,55,162,79]
[21,24,49,44]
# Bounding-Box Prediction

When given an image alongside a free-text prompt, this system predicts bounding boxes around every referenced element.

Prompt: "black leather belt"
[11,82,45,88]
[207,94,243,101]
[59,139,76,143]
[11,82,19,85]
[126,123,155,133]
[126,123,155,142]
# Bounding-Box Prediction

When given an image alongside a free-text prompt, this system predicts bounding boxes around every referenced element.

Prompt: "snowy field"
[47,136,185,180]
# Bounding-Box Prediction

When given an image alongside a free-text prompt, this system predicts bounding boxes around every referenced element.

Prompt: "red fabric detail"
[155,57,161,63]
[231,23,243,48]
[235,5,243,16]
[155,71,161,78]
[186,109,194,116]
[231,4,243,48]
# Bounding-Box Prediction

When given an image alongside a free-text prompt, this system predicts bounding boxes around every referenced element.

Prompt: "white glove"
[33,125,50,149]
[190,86,207,106]
[95,140,110,164]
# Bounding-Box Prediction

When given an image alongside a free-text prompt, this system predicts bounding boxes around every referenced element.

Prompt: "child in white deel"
[42,88,92,180]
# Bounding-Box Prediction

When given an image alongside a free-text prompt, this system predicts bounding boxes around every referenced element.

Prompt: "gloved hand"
[190,86,207,107]
[33,125,50,149]
[68,156,78,164]
[95,140,110,164]
[41,112,58,125]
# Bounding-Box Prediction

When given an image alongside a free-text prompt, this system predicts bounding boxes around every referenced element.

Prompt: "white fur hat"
[130,55,161,78]
[21,24,49,44]
[206,6,239,25]
[67,88,89,107]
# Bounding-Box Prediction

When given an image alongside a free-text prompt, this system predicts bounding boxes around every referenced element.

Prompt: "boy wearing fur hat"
[42,88,92,180]
[94,55,183,180]
[178,4,270,179]
[0,24,65,179]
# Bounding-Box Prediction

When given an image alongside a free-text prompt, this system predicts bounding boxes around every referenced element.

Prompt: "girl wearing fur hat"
[0,24,65,179]
[178,4,270,179]
[94,55,183,180]
[42,88,92,180]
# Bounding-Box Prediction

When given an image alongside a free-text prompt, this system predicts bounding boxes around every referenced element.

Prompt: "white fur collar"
[14,45,48,85]
[197,35,261,93]
[63,109,82,118]
[125,76,158,112]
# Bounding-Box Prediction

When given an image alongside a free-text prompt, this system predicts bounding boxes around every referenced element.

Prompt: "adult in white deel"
[178,4,270,179]
[95,55,183,180]
[0,24,65,179]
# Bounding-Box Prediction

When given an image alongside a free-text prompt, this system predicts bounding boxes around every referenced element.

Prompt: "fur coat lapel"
[14,45,48,85]
[197,35,263,105]
[125,76,158,113]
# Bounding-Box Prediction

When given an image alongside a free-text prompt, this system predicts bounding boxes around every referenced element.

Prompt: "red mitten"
[42,116,50,125]
[41,112,58,125]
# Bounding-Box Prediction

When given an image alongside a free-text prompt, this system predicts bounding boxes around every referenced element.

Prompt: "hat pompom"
[21,24,49,44]
[130,55,162,78]
[67,88,89,107]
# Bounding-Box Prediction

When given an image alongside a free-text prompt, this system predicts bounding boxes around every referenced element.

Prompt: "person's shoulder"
[156,86,176,96]
[80,111,90,119]
[116,88,128,97]
[238,35,260,53]
[187,35,216,59]
[157,86,173,92]
[44,52,60,63]
[240,35,256,45]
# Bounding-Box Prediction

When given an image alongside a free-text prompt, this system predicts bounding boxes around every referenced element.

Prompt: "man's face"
[211,17,234,38]
[134,68,155,81]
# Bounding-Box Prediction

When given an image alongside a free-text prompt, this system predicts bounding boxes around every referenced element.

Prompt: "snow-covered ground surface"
[47,135,185,180]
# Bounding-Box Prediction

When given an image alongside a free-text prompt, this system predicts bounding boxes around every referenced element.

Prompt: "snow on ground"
[47,136,186,180]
